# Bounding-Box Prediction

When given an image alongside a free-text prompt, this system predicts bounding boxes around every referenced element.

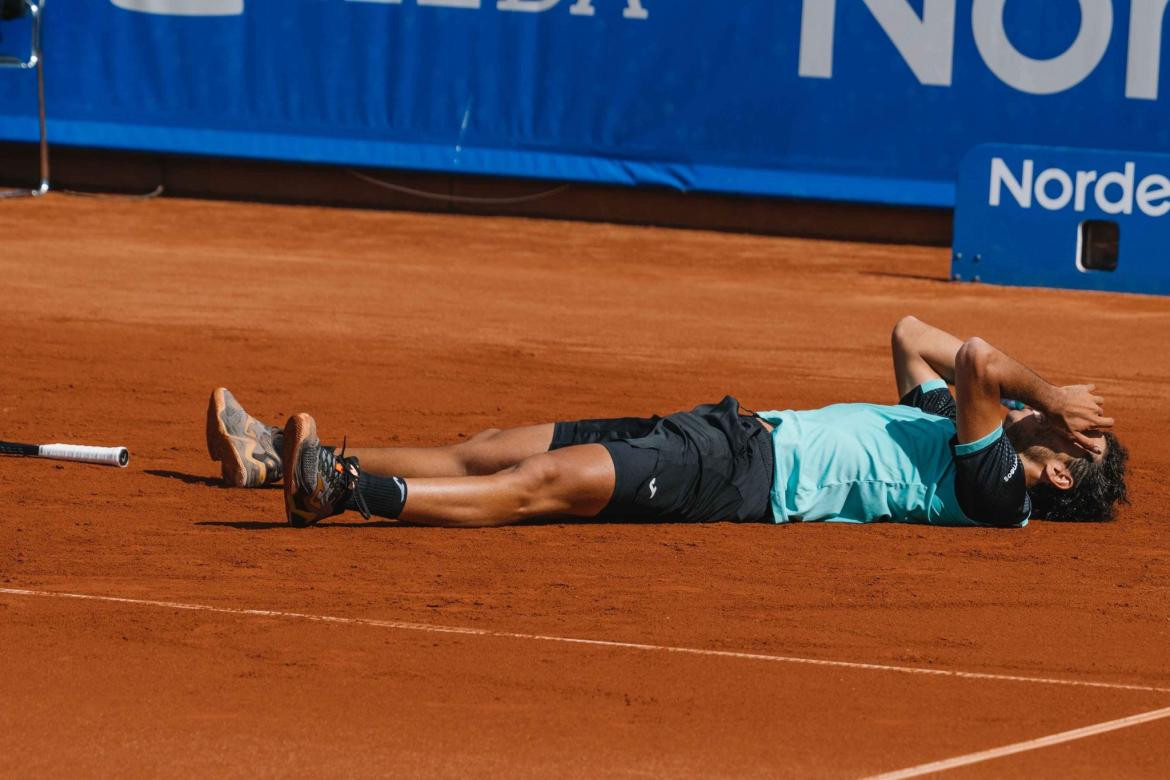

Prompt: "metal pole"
[33,0,48,195]
[0,0,48,198]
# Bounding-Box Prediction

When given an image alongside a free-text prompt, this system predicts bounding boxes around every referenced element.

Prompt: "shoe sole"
[283,412,318,527]
[205,387,265,488]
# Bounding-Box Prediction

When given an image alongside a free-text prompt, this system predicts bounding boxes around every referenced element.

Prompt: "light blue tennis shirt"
[756,384,999,525]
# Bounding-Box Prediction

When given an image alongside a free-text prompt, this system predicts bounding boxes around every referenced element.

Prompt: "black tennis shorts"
[549,395,774,523]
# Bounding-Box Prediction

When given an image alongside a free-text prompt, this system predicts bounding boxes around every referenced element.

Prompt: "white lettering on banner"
[798,0,837,78]
[498,0,559,10]
[1137,174,1170,216]
[989,158,1032,208]
[1035,167,1074,210]
[497,0,649,16]
[1075,170,1099,211]
[799,0,953,84]
[973,0,1113,95]
[1127,0,1170,99]
[989,157,1170,217]
[865,0,955,85]
[343,0,648,17]
[799,0,1169,100]
[109,0,243,14]
[1096,163,1136,215]
[568,0,648,19]
[347,0,482,6]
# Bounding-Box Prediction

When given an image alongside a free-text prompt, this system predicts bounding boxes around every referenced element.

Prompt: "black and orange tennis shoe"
[205,387,283,487]
[282,412,370,526]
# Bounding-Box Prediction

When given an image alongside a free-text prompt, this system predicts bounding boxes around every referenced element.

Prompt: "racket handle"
[39,444,130,468]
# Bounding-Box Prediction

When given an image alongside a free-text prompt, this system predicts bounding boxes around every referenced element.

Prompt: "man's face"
[1005,409,1106,473]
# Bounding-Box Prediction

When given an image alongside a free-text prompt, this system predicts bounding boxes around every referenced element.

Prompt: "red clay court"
[2,195,1169,777]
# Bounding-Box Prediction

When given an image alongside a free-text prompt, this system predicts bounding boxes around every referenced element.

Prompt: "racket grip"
[39,444,130,468]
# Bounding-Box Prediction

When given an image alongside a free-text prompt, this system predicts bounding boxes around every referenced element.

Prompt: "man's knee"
[510,453,563,516]
[514,452,561,489]
[455,428,503,475]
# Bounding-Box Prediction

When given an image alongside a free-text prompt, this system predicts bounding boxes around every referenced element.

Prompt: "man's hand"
[955,335,1118,456]
[1050,384,1114,454]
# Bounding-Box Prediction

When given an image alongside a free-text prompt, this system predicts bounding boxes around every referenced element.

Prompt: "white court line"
[866,705,1170,779]
[2,587,1169,696]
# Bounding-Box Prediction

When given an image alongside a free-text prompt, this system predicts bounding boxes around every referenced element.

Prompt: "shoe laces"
[324,438,371,520]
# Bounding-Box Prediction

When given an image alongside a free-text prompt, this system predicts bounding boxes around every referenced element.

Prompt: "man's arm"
[891,315,963,398]
[954,338,1113,454]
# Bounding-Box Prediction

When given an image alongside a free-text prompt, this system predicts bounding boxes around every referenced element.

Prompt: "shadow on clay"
[195,520,400,529]
[146,469,282,490]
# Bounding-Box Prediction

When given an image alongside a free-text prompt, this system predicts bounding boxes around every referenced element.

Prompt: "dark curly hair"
[1029,432,1130,522]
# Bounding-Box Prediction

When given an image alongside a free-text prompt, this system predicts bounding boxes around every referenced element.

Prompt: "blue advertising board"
[954,144,1170,295]
[0,1,1168,207]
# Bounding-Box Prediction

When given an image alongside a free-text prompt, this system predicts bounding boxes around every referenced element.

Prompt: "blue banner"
[954,144,1170,295]
[1,1,1168,206]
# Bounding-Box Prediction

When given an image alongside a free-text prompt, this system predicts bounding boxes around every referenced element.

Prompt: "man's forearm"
[954,336,1112,453]
[958,339,1060,414]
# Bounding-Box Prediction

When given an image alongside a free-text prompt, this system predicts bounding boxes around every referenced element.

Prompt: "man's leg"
[347,413,660,479]
[346,424,555,479]
[207,387,559,485]
[283,413,615,527]
[396,444,614,527]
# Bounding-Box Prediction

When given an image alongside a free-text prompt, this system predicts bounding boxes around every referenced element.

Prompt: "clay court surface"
[2,195,1169,777]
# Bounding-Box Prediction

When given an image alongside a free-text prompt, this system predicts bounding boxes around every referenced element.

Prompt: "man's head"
[1005,410,1129,522]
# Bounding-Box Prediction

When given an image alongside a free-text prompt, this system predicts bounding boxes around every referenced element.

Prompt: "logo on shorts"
[1004,457,1019,482]
[648,477,658,499]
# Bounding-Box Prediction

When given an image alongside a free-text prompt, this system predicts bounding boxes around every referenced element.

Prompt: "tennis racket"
[0,440,130,468]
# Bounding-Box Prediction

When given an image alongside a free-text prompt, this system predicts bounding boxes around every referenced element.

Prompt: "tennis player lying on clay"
[207,317,1128,527]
